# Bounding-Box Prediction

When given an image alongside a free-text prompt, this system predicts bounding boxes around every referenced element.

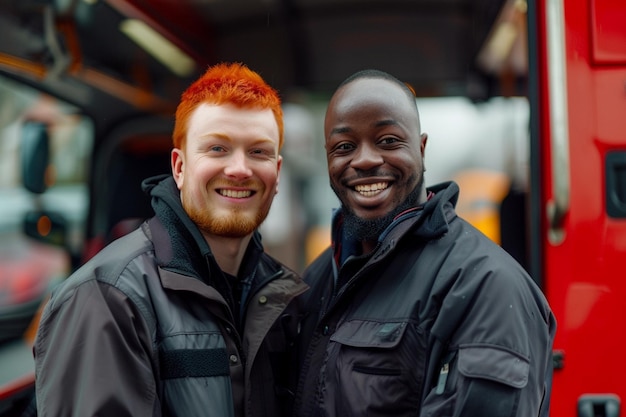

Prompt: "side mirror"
[23,210,68,248]
[21,121,50,194]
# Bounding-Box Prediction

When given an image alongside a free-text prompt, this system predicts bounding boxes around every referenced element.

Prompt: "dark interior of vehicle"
[82,121,173,264]
[0,0,521,134]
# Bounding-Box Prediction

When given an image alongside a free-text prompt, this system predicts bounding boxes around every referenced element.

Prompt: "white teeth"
[354,182,388,196]
[220,189,252,198]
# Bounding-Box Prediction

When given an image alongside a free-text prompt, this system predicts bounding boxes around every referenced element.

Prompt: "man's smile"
[354,182,389,196]
[218,188,254,198]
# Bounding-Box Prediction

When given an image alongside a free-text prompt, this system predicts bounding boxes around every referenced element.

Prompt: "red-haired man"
[34,63,307,417]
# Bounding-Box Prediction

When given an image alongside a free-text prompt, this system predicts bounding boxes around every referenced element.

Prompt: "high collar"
[141,174,266,281]
[331,181,460,267]
[142,174,212,277]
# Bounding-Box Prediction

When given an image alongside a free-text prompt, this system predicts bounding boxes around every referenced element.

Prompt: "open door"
[529,0,626,414]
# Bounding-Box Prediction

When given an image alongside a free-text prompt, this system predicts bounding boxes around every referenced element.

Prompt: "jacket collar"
[331,181,460,266]
[142,174,211,276]
[142,175,293,326]
[142,175,269,279]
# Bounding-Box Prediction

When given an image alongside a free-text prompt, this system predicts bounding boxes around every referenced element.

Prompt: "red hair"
[173,62,283,150]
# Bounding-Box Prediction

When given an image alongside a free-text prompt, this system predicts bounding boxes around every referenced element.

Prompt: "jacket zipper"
[321,240,384,320]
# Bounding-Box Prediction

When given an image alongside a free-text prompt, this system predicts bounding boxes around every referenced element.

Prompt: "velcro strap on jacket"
[159,348,230,379]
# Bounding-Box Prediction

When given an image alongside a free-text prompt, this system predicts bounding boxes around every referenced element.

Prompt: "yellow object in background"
[452,169,511,244]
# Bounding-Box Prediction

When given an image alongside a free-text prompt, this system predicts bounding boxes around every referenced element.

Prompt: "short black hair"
[338,69,417,106]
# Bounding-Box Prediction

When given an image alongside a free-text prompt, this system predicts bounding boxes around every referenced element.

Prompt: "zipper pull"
[435,361,450,394]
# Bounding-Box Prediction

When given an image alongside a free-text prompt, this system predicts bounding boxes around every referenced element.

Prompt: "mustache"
[341,169,398,183]
[211,179,261,189]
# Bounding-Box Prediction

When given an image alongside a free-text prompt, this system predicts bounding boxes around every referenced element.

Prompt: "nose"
[224,150,253,179]
[351,143,383,170]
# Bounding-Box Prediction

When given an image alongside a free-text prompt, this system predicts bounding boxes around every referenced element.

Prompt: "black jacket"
[295,181,556,417]
[34,175,308,417]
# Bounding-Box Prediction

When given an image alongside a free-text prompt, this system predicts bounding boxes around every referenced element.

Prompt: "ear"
[420,133,428,157]
[171,148,184,190]
[275,155,283,194]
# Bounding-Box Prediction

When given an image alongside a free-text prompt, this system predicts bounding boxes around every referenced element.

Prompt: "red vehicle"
[530,0,626,415]
[0,0,624,416]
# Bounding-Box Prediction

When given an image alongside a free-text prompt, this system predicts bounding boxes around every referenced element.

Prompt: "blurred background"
[4,1,626,415]
[0,0,530,274]
[0,0,531,413]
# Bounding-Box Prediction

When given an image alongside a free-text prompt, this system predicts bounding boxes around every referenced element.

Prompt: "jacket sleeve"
[34,278,159,417]
[420,260,555,417]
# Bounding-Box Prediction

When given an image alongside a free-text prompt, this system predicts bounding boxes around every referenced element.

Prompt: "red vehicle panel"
[533,0,626,414]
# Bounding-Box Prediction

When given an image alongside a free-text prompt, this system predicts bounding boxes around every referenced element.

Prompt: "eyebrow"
[329,119,399,136]
[374,119,400,128]
[329,126,351,136]
[201,132,276,145]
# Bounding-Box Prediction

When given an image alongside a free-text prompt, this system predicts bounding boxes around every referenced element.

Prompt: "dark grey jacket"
[295,181,556,417]
[34,175,308,417]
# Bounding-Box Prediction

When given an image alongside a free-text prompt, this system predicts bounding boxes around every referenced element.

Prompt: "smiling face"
[325,77,428,225]
[172,102,282,238]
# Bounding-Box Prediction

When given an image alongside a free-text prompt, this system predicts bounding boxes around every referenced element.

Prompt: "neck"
[203,233,253,276]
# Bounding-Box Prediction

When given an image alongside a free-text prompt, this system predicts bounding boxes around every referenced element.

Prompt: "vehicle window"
[0,74,93,323]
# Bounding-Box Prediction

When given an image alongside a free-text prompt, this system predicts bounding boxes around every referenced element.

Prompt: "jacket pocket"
[331,320,407,347]
[457,344,529,388]
[326,319,425,417]
[421,345,529,417]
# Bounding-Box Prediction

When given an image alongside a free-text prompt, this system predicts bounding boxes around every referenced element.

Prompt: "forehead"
[189,103,278,136]
[184,103,280,154]
[326,78,419,128]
